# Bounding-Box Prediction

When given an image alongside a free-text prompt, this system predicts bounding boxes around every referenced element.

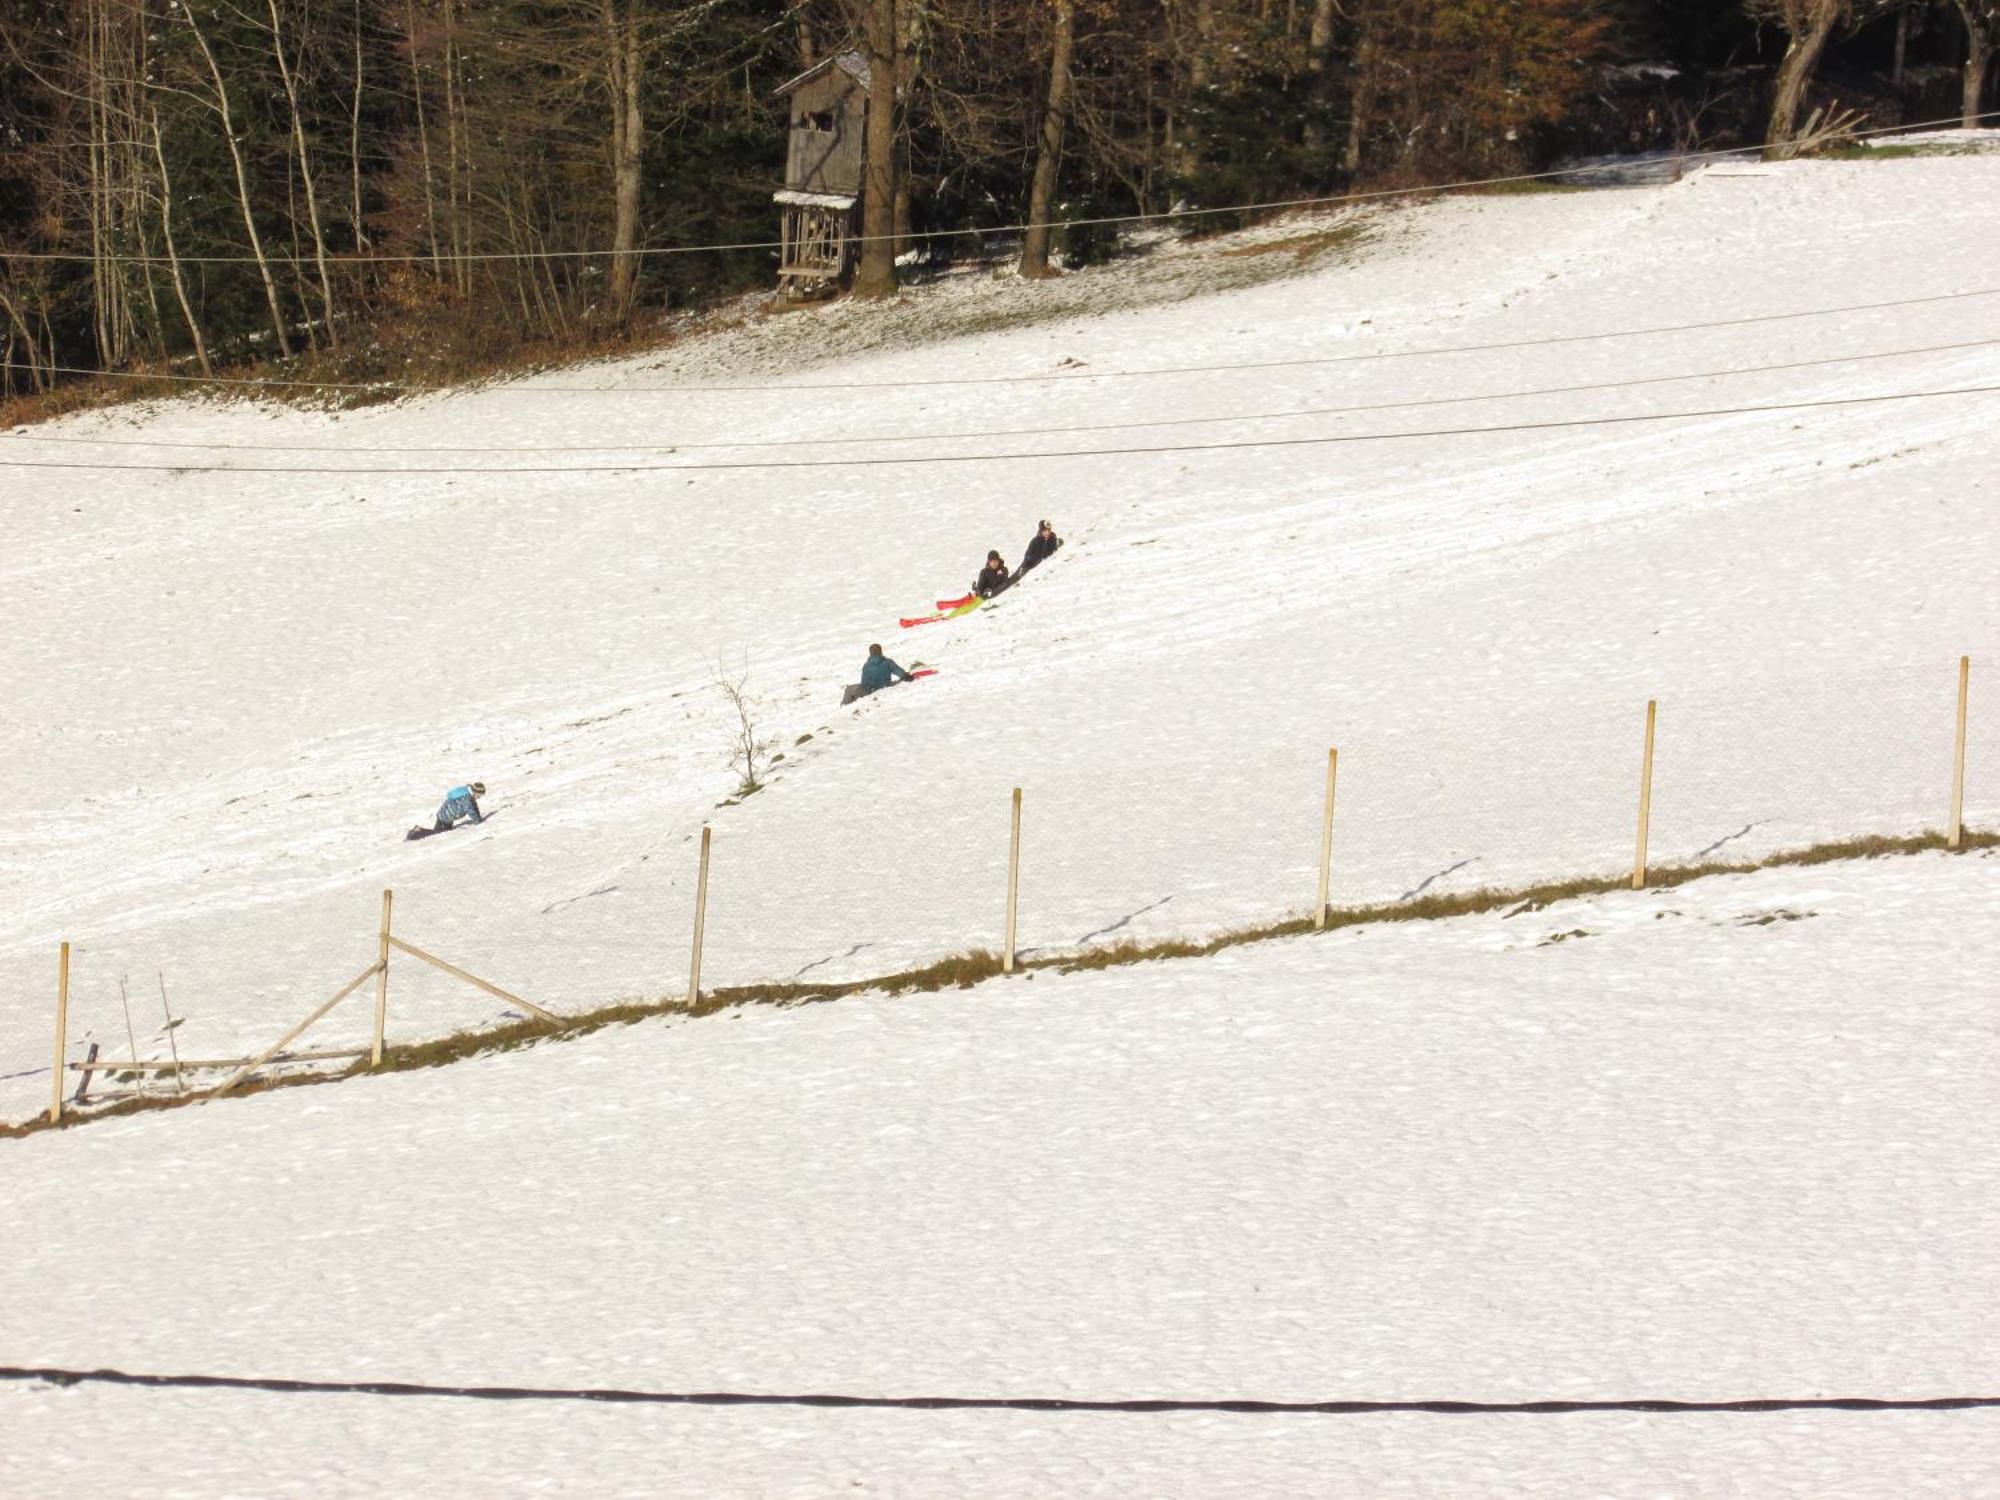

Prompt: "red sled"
[900,595,983,629]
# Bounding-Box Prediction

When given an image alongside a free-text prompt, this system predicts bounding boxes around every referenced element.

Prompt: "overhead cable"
[4,383,1995,475]
[9,286,2000,398]
[9,334,1999,454]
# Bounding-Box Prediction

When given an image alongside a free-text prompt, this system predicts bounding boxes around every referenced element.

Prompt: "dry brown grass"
[0,298,755,431]
[1215,224,1371,262]
[4,827,1989,1141]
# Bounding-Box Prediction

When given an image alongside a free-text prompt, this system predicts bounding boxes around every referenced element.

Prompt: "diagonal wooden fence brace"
[211,960,384,1097]
[386,936,564,1026]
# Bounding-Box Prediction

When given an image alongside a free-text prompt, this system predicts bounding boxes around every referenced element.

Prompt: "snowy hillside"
[4,141,2000,1495]
[5,157,1999,1112]
[3,853,1997,1495]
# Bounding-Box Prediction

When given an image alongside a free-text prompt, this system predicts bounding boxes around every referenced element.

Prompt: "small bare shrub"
[712,659,772,796]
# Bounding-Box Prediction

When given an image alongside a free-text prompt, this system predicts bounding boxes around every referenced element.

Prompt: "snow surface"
[5,158,2000,1114]
[4,148,2000,1496]
[3,853,1997,1496]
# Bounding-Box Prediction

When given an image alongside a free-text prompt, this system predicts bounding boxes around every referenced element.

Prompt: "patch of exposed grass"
[1814,142,1985,160]
[1463,177,1594,195]
[4,827,1990,1141]
[0,302,751,431]
[1217,224,1373,262]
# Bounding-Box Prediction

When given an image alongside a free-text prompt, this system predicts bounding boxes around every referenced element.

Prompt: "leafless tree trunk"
[1761,0,1844,159]
[1020,0,1076,278]
[1343,11,1381,178]
[441,0,471,292]
[351,0,370,247]
[181,0,295,356]
[852,0,900,299]
[0,281,49,393]
[268,0,339,345]
[404,0,443,272]
[149,107,214,376]
[1950,0,1999,126]
[602,0,646,318]
[1303,0,1340,150]
[1180,0,1217,173]
[81,0,139,367]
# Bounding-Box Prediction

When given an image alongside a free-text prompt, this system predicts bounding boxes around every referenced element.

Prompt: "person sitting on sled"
[1017,518,1062,577]
[974,550,1012,598]
[432,782,486,832]
[844,644,912,705]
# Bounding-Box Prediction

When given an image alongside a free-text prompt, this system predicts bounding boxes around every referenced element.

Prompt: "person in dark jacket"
[973,550,1012,598]
[844,644,912,704]
[1018,519,1062,576]
[432,782,486,832]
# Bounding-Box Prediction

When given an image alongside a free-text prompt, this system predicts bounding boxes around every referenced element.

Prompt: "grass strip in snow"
[4,827,1990,1142]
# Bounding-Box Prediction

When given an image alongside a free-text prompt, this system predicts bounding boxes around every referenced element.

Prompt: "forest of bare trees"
[1,0,1992,399]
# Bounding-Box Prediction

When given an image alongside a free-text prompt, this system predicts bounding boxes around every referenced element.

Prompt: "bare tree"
[1342,1,1382,178]
[851,0,899,298]
[1019,0,1075,278]
[601,0,647,317]
[180,0,295,356]
[712,661,773,796]
[1750,0,1885,159]
[350,0,369,248]
[265,0,339,346]
[148,106,213,375]
[1948,0,2000,126]
[1303,0,1340,152]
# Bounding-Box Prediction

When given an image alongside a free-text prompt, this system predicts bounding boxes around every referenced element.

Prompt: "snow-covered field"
[2,150,1999,1493]
[4,156,1997,1113]
[3,854,1997,1495]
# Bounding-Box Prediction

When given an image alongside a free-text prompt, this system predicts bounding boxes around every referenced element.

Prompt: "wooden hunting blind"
[774,50,872,291]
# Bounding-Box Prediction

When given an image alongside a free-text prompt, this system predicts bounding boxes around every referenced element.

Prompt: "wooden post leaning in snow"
[1633,700,1658,890]
[371,889,393,1066]
[72,1040,101,1106]
[49,942,70,1124]
[210,959,383,1096]
[1315,748,1340,929]
[1948,655,1970,850]
[687,825,711,1006]
[386,937,563,1025]
[1004,787,1023,973]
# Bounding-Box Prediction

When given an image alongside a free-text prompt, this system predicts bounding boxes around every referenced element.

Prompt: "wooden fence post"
[371,889,392,1066]
[1949,655,1969,850]
[1004,787,1023,973]
[1633,700,1657,890]
[49,941,70,1124]
[1315,747,1339,929]
[687,825,711,1005]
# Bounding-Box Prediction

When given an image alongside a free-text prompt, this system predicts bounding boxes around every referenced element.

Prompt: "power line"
[2,1363,1995,1414]
[10,286,2000,398]
[10,335,1998,455]
[5,110,1995,269]
[5,383,1995,475]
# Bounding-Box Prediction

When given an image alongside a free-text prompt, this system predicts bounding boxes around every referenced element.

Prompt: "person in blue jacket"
[432,782,486,832]
[844,644,911,704]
